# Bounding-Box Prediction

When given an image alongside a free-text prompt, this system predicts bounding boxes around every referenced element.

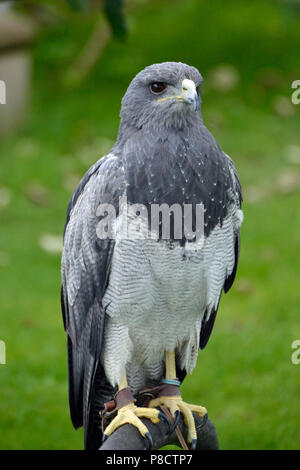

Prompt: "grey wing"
[223,152,242,293]
[199,153,243,349]
[61,153,125,448]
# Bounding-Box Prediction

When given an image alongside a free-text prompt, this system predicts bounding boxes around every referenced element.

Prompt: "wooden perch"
[99,412,219,450]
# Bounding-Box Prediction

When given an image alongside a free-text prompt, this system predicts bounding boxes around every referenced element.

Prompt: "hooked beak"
[156,78,199,111]
[180,78,199,111]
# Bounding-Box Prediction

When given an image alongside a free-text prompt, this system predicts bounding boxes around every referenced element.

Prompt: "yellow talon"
[149,395,207,444]
[148,351,207,446]
[104,402,160,439]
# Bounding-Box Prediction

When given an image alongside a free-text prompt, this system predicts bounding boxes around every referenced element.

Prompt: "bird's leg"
[148,350,207,449]
[102,369,161,448]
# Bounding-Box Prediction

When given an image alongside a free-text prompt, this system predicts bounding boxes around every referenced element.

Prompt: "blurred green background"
[0,0,300,450]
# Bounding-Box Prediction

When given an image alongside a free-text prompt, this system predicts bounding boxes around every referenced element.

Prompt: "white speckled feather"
[102,205,242,393]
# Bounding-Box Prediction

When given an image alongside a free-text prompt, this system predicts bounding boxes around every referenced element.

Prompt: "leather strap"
[159,405,189,451]
[100,387,136,432]
[114,387,136,410]
[101,383,189,450]
[137,382,181,406]
[136,382,189,450]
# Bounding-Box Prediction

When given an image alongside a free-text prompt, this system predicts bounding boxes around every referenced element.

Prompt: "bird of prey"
[61,62,243,450]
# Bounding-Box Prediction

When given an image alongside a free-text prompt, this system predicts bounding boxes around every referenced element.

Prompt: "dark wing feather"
[224,233,240,293]
[200,232,240,350]
[223,153,242,295]
[199,306,218,350]
[61,153,125,448]
[199,153,242,350]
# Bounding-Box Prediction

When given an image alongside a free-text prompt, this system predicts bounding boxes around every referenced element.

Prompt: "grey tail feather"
[84,362,116,450]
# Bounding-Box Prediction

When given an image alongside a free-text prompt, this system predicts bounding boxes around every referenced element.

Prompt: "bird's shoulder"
[63,152,125,236]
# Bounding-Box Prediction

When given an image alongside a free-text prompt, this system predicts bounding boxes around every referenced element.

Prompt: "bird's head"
[119,62,203,132]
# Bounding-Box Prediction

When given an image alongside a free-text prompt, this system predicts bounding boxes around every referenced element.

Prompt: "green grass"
[1,0,300,449]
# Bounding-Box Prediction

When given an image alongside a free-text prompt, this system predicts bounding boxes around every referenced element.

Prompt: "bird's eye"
[150,82,167,94]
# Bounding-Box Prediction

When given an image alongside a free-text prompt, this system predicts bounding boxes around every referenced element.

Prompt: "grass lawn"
[0,0,300,449]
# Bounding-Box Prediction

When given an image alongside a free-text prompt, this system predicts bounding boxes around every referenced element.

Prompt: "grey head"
[118,62,204,135]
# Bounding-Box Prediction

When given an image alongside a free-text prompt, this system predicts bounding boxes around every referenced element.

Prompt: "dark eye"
[150,82,167,94]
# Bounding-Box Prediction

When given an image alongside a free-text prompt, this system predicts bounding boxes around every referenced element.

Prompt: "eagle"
[61,62,243,450]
